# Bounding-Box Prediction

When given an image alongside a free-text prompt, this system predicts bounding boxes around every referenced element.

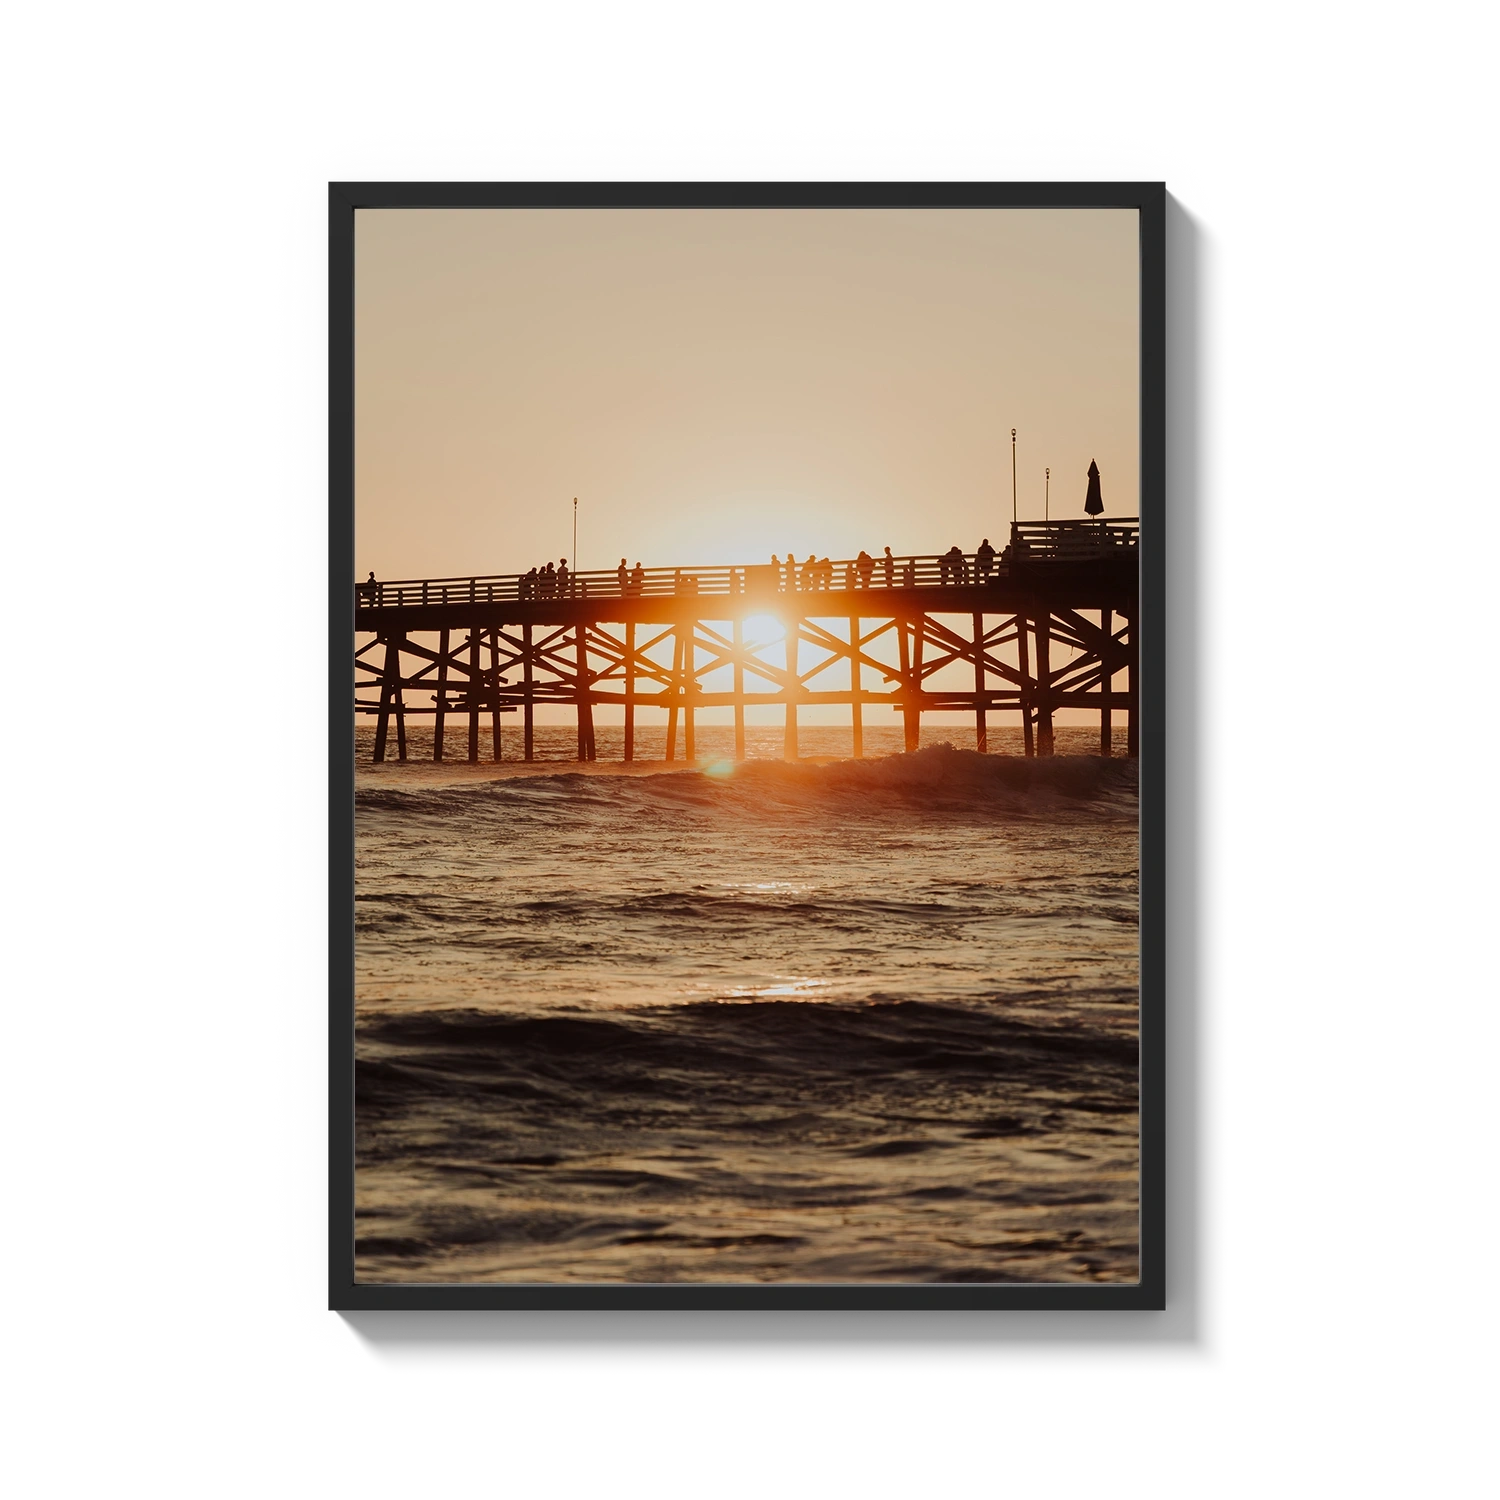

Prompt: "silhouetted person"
[617,558,628,593]
[540,562,555,597]
[856,549,874,588]
[976,538,995,580]
[522,566,538,599]
[883,547,895,587]
[785,552,796,591]
[359,571,377,603]
[558,558,570,595]
[630,561,644,595]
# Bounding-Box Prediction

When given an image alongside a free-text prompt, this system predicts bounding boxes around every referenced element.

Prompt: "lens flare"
[742,612,784,647]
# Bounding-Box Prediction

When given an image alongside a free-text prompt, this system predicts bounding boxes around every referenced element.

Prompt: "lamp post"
[1045,467,1050,523]
[572,497,578,580]
[1011,429,1017,527]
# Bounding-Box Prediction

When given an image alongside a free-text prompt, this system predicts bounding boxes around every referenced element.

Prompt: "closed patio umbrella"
[1084,459,1104,516]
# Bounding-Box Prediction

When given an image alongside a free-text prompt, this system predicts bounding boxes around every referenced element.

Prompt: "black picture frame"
[273,126,1230,1374]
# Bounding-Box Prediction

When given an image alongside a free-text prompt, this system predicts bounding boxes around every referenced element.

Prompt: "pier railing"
[355,520,1139,610]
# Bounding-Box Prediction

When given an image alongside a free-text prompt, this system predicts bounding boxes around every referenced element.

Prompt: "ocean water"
[354,728,1140,1283]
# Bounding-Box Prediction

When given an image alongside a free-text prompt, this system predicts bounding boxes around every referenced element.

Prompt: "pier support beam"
[972,611,987,754]
[490,625,503,761]
[849,616,863,758]
[434,627,449,761]
[467,626,480,763]
[624,621,636,762]
[666,629,682,762]
[1016,609,1034,757]
[1099,605,1112,757]
[1126,609,1139,757]
[373,634,398,764]
[1036,613,1054,756]
[733,617,745,760]
[575,621,595,761]
[898,616,918,753]
[684,628,696,763]
[522,623,534,762]
[784,621,799,760]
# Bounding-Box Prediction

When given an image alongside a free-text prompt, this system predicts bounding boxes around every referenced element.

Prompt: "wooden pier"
[354,520,1139,763]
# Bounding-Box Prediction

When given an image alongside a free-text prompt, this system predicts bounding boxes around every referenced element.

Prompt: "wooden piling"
[390,635,408,762]
[489,625,503,761]
[575,621,595,761]
[373,633,397,763]
[1016,610,1035,758]
[894,612,918,750]
[732,617,745,761]
[850,616,863,758]
[522,622,534,762]
[1099,605,1112,757]
[972,611,987,754]
[665,630,682,762]
[1126,608,1139,757]
[685,627,697,763]
[467,627,480,763]
[1036,613,1053,757]
[434,627,449,761]
[784,620,799,760]
[623,620,636,763]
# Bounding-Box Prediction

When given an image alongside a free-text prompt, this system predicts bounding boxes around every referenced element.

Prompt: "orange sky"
[355,208,1139,585]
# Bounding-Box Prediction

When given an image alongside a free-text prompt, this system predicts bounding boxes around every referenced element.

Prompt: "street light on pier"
[1011,428,1017,526]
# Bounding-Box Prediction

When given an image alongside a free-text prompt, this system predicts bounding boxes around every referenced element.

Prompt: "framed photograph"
[330,182,1164,1309]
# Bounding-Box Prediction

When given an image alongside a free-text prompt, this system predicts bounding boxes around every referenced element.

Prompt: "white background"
[3,4,1496,1495]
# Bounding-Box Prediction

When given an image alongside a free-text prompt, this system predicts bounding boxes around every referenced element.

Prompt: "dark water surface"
[355,734,1140,1283]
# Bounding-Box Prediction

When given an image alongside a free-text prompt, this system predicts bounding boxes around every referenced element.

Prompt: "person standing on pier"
[856,549,874,588]
[883,546,895,587]
[976,537,995,580]
[558,558,570,596]
[617,558,628,594]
